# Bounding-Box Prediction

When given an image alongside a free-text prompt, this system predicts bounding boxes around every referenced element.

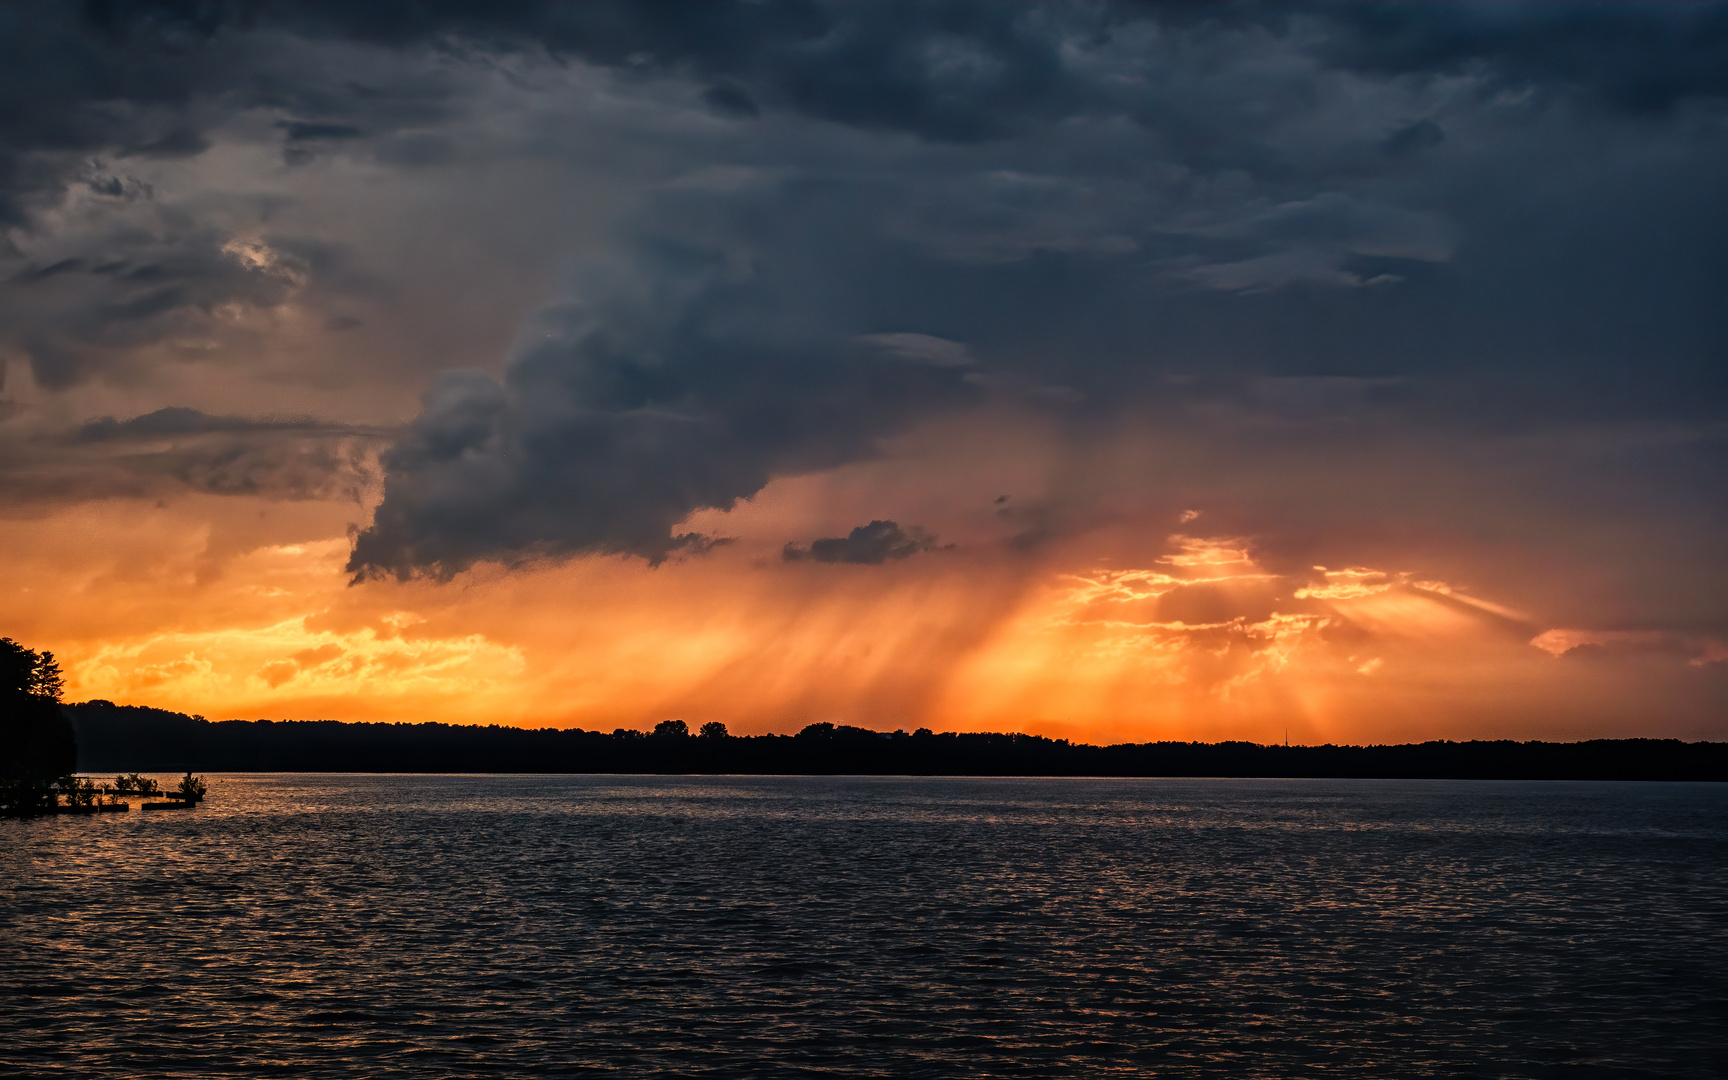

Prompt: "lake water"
[2,775,1725,1077]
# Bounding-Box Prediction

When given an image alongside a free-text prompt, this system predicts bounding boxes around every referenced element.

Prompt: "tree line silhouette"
[62,700,1728,781]
[1,637,77,815]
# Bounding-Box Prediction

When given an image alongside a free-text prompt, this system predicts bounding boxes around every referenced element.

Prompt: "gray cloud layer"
[347,235,981,576]
[0,406,386,505]
[0,2,1723,591]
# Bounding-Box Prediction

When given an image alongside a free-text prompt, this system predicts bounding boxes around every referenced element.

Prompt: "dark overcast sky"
[1,1,1723,738]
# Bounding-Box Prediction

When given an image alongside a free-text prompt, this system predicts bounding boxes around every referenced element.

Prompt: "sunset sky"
[1,1,1724,743]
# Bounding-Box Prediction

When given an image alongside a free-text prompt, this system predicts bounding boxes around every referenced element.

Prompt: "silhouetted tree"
[177,771,208,802]
[654,719,690,739]
[2,637,64,700]
[1,637,76,814]
[699,721,729,739]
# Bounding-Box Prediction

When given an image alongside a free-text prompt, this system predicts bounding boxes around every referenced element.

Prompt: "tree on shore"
[1,637,77,815]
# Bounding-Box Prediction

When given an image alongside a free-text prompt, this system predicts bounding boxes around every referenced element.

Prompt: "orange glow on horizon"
[3,486,1721,746]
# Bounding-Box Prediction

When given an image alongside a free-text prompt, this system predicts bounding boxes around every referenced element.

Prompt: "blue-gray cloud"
[346,220,982,576]
[784,520,938,565]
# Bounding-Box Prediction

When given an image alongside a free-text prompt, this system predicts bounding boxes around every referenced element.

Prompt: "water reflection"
[2,776,1725,1077]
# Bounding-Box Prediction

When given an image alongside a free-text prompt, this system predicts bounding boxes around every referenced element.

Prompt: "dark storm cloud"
[304,2,1728,128]
[332,1,1725,575]
[227,0,1078,142]
[119,126,212,160]
[0,1,1723,581]
[278,121,365,142]
[1309,1,1728,112]
[346,244,982,578]
[701,83,760,120]
[1381,119,1444,159]
[783,520,938,565]
[60,2,1728,164]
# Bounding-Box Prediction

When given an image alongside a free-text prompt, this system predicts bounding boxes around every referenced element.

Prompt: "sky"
[1,0,1724,744]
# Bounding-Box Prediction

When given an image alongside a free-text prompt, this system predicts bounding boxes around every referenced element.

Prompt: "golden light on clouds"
[927,539,1476,743]
[77,609,523,714]
[2,463,1721,743]
[4,510,524,724]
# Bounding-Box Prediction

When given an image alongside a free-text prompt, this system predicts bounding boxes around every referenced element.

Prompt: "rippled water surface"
[3,775,1726,1077]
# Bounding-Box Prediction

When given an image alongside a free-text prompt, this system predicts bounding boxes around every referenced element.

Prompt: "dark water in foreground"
[3,776,1725,1078]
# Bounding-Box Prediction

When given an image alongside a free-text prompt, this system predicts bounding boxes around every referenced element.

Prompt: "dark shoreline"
[66,701,1728,781]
